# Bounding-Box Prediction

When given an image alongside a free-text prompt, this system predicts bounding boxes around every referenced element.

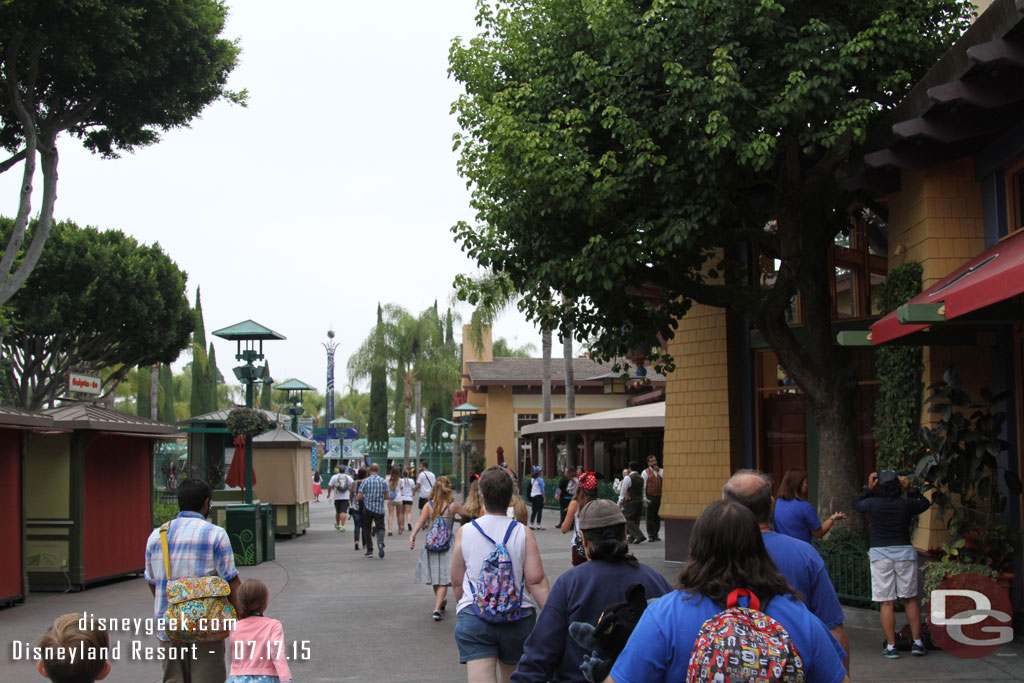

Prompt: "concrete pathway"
[1,501,1022,681]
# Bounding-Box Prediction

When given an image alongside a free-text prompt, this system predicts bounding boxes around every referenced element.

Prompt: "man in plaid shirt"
[358,463,389,558]
[144,478,240,682]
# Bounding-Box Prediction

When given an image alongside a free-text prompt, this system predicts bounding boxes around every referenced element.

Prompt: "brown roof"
[43,403,178,435]
[466,357,666,384]
[0,405,55,429]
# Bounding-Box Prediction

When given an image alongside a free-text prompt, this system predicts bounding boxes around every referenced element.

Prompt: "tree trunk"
[541,327,552,422]
[562,321,576,467]
[414,381,422,470]
[150,363,159,420]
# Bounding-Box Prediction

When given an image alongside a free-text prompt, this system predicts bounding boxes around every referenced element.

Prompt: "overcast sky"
[0,0,543,399]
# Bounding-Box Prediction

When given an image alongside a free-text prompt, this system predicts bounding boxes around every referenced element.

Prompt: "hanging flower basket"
[226,407,271,438]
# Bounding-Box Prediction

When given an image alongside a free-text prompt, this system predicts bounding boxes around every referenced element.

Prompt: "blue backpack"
[469,520,525,623]
[424,503,452,551]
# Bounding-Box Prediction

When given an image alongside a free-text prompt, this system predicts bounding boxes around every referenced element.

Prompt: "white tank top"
[456,513,536,614]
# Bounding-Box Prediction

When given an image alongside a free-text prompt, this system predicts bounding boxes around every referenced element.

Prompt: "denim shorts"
[454,608,537,664]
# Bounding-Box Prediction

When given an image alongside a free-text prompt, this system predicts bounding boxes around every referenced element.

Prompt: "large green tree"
[366,304,389,442]
[450,0,973,512]
[0,1,244,307]
[159,363,175,423]
[1,218,193,409]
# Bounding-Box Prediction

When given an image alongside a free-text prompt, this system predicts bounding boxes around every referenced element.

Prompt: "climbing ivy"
[873,262,924,472]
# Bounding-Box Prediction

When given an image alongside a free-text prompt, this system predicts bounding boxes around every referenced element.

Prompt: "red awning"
[871,232,1024,345]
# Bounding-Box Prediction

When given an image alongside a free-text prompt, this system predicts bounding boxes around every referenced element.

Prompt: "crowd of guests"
[34,459,933,683]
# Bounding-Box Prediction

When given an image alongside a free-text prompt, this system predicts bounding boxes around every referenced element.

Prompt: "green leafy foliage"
[136,365,152,418]
[873,262,924,471]
[916,365,1023,570]
[153,501,179,528]
[159,363,175,423]
[226,407,270,438]
[921,555,996,605]
[0,217,193,409]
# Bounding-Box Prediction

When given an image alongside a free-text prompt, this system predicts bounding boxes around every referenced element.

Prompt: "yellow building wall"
[484,387,515,468]
[885,159,989,550]
[25,433,71,519]
[662,303,734,520]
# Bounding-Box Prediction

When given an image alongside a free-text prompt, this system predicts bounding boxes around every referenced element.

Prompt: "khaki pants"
[159,639,226,683]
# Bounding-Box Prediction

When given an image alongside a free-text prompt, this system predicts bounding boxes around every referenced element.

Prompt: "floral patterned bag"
[160,522,236,643]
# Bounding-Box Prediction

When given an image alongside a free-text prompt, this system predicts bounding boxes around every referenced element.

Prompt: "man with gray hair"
[723,469,850,672]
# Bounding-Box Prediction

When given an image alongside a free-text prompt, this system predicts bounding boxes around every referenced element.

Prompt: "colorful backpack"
[424,502,452,551]
[469,520,525,623]
[686,589,804,683]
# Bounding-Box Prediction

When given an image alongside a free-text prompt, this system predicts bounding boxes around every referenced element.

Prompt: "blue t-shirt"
[773,498,821,543]
[512,559,673,682]
[610,591,846,683]
[762,531,845,629]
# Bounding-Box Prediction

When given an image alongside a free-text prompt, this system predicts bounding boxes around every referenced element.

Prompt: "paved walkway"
[1,501,1022,682]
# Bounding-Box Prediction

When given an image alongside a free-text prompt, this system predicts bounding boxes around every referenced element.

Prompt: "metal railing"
[813,540,874,606]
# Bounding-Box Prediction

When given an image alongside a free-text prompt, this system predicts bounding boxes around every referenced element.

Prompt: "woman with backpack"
[451,466,550,683]
[607,500,848,683]
[409,475,465,621]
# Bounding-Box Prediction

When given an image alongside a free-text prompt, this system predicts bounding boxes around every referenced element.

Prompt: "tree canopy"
[449,0,973,511]
[1,217,193,409]
[0,0,244,306]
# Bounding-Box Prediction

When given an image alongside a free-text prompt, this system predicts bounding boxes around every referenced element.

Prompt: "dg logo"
[928,573,1013,658]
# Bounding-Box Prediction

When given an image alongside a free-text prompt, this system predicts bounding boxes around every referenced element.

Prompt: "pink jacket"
[228,616,293,681]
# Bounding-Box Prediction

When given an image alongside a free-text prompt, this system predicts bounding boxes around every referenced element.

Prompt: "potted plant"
[916,365,1022,582]
[226,407,271,438]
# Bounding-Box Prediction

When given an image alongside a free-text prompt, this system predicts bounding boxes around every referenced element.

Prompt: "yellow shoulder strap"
[159,523,172,577]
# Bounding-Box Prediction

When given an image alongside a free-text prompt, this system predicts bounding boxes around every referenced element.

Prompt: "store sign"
[68,372,101,395]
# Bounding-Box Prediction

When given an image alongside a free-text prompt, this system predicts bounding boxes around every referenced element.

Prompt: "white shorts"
[870,556,919,602]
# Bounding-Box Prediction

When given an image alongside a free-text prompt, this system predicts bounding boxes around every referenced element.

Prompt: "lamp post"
[426,403,479,497]
[274,379,316,432]
[212,320,285,504]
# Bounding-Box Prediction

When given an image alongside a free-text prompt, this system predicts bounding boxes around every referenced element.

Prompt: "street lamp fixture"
[213,319,286,504]
[274,378,316,433]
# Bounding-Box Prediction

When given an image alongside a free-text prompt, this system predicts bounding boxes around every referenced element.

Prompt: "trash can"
[225,503,264,566]
[261,503,276,561]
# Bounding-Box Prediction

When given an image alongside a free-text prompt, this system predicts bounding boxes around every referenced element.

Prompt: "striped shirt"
[144,511,238,641]
[359,474,389,515]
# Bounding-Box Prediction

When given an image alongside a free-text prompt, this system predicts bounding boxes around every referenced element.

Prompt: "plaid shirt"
[359,474,389,515]
[144,512,238,641]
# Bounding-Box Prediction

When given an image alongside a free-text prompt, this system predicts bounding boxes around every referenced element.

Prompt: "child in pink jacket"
[227,579,293,683]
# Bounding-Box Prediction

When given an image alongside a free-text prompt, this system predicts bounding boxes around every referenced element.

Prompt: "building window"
[1006,158,1024,238]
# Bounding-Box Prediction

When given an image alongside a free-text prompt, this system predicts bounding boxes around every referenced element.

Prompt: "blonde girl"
[409,475,466,620]
[387,465,405,535]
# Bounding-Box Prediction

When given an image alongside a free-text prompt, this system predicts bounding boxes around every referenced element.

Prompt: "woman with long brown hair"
[387,465,406,536]
[560,471,600,566]
[608,501,848,682]
[409,475,466,621]
[774,467,845,543]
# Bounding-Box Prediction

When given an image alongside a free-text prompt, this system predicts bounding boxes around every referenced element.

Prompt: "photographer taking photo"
[852,471,931,660]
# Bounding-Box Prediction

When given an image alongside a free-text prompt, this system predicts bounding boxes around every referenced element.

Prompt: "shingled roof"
[466,357,666,384]
[43,403,179,435]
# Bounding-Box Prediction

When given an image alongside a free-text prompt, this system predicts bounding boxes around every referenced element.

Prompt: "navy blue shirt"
[852,487,930,548]
[512,559,672,682]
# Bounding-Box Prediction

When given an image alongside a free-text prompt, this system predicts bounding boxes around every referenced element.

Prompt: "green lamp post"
[212,320,285,504]
[426,402,479,497]
[274,379,316,432]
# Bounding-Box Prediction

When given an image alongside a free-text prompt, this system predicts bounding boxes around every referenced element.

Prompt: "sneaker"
[911,642,928,657]
[882,645,900,659]
[537,526,545,531]
[340,525,345,532]
[335,524,342,531]
[364,550,374,557]
[633,538,646,544]
[432,611,442,621]
[379,544,385,559]
[354,543,359,551]
[649,537,661,542]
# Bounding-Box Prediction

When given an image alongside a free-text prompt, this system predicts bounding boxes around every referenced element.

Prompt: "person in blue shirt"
[607,500,848,683]
[774,468,846,543]
[512,499,672,682]
[723,470,850,672]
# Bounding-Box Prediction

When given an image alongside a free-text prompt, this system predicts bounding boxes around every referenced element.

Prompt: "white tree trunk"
[150,363,159,420]
[541,327,552,423]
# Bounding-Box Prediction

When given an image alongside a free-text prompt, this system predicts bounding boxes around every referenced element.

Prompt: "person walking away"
[853,471,931,659]
[460,477,484,523]
[226,579,292,683]
[327,466,354,531]
[144,478,241,683]
[387,465,405,536]
[415,459,437,510]
[410,475,466,620]
[358,463,389,558]
[723,470,850,672]
[607,500,848,683]
[556,466,574,527]
[398,467,415,531]
[774,467,846,542]
[617,462,645,544]
[451,466,550,683]
[528,466,546,530]
[312,469,322,503]
[513,499,672,682]
[560,471,599,567]
[350,467,367,551]
[641,455,663,542]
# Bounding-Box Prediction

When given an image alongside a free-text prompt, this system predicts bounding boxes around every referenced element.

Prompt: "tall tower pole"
[323,329,339,464]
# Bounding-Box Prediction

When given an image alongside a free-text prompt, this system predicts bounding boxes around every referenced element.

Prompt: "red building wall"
[0,430,22,600]
[83,435,151,581]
